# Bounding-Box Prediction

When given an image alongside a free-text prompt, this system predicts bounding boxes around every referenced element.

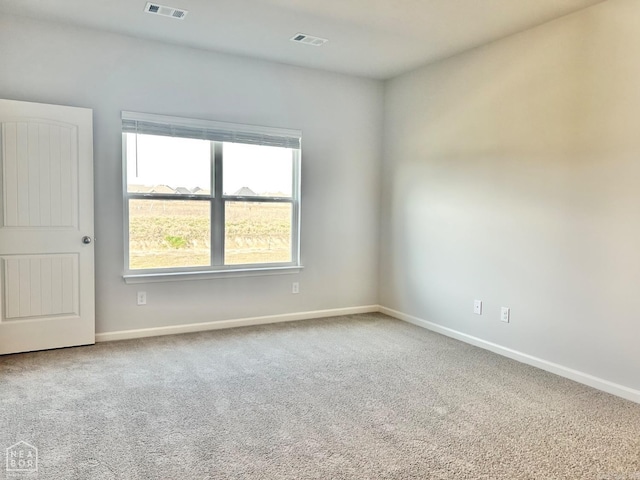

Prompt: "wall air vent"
[290,33,328,46]
[144,2,188,19]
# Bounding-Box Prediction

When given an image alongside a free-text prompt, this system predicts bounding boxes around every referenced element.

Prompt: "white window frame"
[121,111,302,284]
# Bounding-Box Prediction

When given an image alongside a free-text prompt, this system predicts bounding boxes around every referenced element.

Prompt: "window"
[122,112,301,280]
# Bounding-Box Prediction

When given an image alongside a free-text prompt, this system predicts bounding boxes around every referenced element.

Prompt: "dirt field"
[129,199,292,269]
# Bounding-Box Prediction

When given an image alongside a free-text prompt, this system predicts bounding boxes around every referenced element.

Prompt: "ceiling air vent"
[290,33,328,47]
[144,2,188,19]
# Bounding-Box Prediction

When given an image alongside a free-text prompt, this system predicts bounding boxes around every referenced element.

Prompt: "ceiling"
[0,0,606,79]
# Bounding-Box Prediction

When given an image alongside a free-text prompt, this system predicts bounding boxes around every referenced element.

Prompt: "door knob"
[82,236,92,245]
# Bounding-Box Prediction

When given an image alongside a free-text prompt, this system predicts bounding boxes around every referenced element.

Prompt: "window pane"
[225,202,292,265]
[126,133,211,195]
[223,143,293,197]
[129,199,210,269]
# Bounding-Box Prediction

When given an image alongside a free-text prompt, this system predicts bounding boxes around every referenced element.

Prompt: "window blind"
[122,112,301,150]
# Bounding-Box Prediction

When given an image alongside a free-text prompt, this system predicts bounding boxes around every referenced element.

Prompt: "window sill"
[123,265,304,284]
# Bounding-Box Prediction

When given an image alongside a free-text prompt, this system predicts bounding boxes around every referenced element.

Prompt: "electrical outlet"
[473,300,482,315]
[137,291,147,305]
[501,307,510,323]
[292,282,300,294]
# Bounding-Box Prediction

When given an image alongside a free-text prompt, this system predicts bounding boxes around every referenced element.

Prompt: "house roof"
[233,187,257,196]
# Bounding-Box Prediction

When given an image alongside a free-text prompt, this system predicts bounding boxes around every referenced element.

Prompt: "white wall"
[0,14,383,334]
[381,0,640,392]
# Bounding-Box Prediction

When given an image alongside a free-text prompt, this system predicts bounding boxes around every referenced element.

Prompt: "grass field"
[129,199,292,269]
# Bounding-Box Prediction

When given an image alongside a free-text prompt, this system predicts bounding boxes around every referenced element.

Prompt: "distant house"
[150,185,176,194]
[128,184,153,194]
[233,186,257,196]
[127,184,213,195]
[191,187,211,195]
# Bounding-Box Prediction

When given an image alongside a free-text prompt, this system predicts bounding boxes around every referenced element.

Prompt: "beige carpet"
[1,313,639,479]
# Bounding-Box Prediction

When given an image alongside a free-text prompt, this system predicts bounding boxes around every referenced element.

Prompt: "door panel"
[2,122,77,228]
[3,255,78,320]
[0,99,94,355]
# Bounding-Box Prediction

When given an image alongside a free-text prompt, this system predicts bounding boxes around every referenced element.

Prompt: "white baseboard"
[380,306,640,405]
[95,305,379,343]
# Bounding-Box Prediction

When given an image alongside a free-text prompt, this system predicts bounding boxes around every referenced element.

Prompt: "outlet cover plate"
[137,291,147,305]
[474,300,482,315]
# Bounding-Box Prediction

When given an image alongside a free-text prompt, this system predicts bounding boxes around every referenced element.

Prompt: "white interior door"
[0,99,94,355]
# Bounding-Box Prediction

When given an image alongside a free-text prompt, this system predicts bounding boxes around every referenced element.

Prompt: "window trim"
[121,112,302,281]
[123,265,304,285]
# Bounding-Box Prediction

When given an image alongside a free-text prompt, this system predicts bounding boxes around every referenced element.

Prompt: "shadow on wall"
[383,6,640,388]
